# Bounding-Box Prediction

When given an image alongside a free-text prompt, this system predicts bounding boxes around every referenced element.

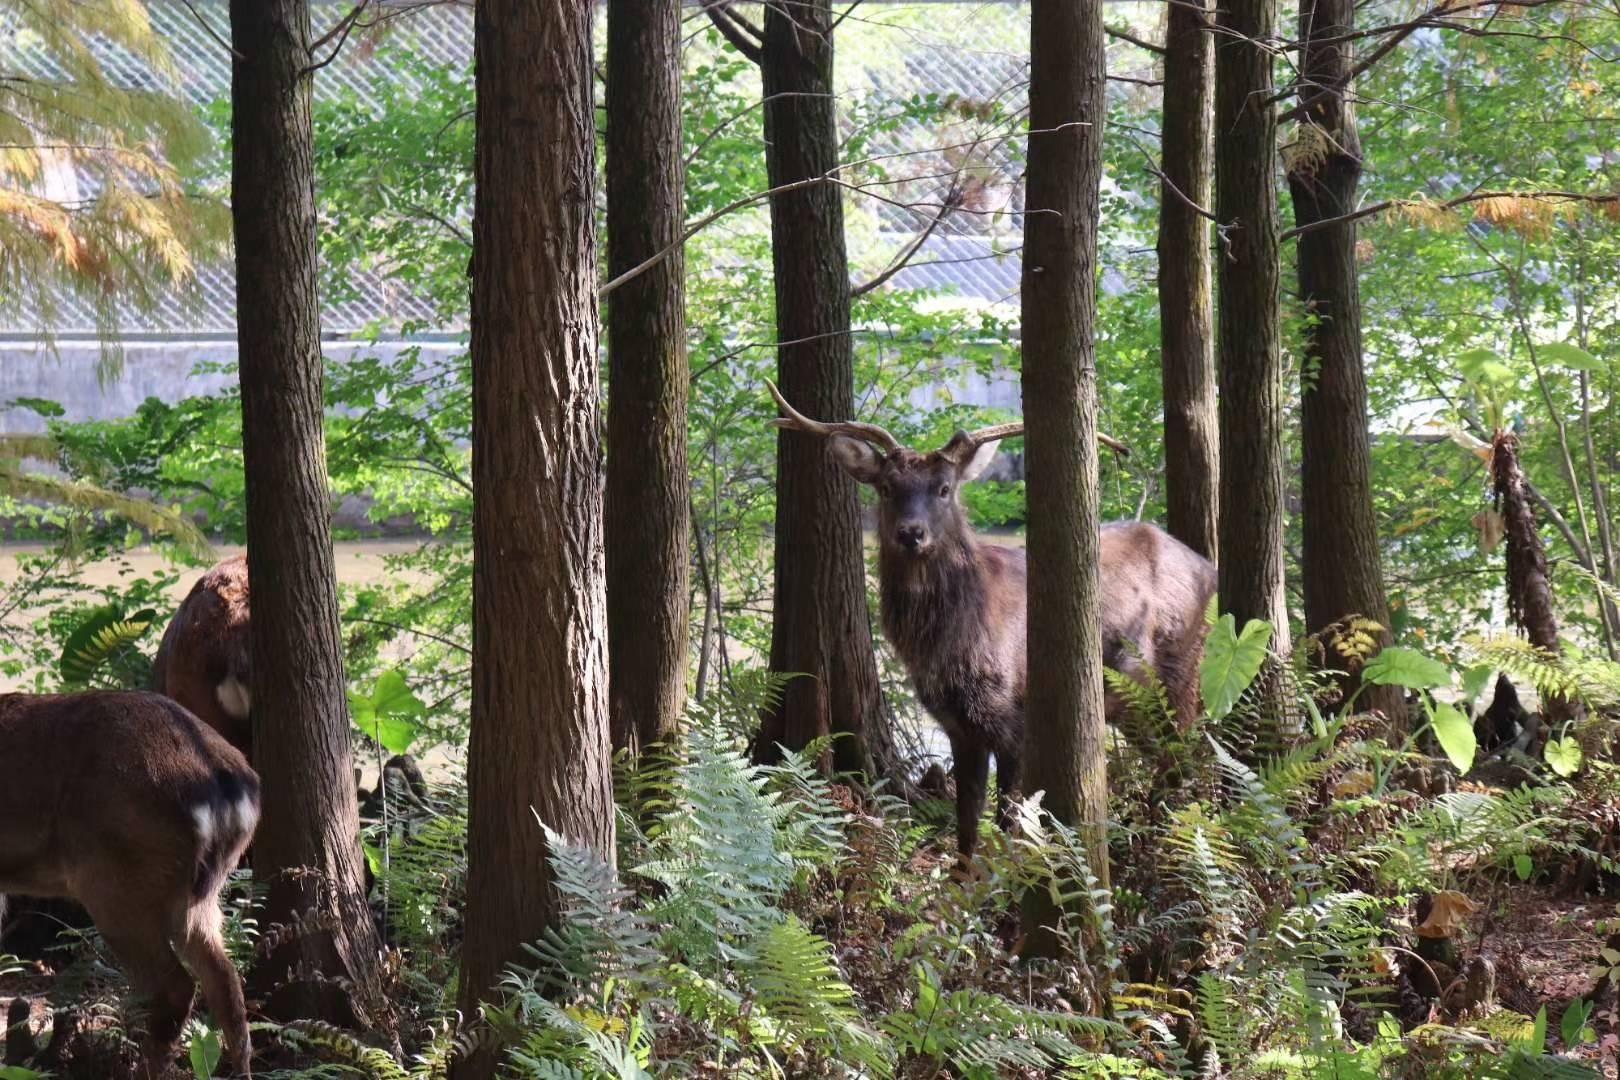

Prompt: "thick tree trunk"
[455,4,615,1075]
[230,0,381,1020]
[1021,0,1110,953]
[755,0,882,777]
[1286,0,1403,722]
[606,0,690,757]
[1214,0,1291,649]
[1157,0,1219,564]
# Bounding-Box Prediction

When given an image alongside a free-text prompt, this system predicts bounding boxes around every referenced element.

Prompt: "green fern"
[742,915,894,1076]
[57,602,158,687]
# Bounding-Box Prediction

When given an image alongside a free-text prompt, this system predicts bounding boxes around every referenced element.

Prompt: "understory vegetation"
[3,1,1620,1077]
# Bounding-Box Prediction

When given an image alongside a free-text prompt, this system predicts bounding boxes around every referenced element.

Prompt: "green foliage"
[1201,616,1274,721]
[55,601,157,687]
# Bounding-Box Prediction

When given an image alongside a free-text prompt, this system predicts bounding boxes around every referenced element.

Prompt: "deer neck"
[878,533,985,672]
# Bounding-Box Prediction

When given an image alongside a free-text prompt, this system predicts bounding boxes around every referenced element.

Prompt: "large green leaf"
[1545,736,1584,778]
[1431,702,1477,775]
[188,1025,222,1080]
[349,669,427,755]
[58,604,158,686]
[1362,646,1450,691]
[1538,341,1603,372]
[1457,347,1514,386]
[1200,615,1273,721]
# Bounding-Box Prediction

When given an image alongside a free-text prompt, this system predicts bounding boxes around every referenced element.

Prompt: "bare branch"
[179,0,243,60]
[1106,23,1167,54]
[703,1,764,63]
[851,187,961,298]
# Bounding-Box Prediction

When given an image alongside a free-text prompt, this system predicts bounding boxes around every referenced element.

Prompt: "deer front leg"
[952,740,990,864]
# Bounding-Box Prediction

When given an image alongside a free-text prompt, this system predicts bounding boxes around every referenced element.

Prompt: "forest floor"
[5,844,1616,1076]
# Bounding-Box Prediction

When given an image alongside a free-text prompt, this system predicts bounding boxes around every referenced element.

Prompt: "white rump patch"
[216,676,251,720]
[192,803,218,848]
[231,794,260,840]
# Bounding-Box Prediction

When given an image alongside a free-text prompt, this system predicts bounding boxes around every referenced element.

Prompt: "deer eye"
[938,483,952,498]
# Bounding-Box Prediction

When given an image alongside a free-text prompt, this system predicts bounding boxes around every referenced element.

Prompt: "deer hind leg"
[177,897,251,1077]
[993,746,1023,834]
[80,892,196,1078]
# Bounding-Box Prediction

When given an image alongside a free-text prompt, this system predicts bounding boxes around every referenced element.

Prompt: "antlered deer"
[766,382,1216,861]
[152,554,252,757]
[0,690,259,1076]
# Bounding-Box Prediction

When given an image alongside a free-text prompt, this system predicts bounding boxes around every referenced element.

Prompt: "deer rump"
[0,691,259,1076]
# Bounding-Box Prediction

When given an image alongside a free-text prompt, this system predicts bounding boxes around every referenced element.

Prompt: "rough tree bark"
[753,0,882,777]
[1493,431,1573,742]
[1157,0,1219,564]
[1021,0,1110,952]
[454,3,615,1075]
[230,0,382,1020]
[1215,0,1291,649]
[1285,0,1404,722]
[606,0,690,756]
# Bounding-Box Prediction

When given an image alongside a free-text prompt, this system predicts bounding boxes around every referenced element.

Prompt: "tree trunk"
[606,0,690,757]
[1215,0,1290,649]
[1493,431,1572,741]
[1157,0,1219,564]
[1020,0,1110,955]
[455,3,615,1075]
[230,0,381,1021]
[755,0,882,777]
[1286,0,1403,722]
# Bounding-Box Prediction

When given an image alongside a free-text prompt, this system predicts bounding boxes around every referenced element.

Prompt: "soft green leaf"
[1539,342,1603,372]
[1513,853,1533,881]
[189,1025,222,1079]
[1363,646,1450,690]
[1461,664,1495,705]
[1200,615,1273,721]
[1561,997,1594,1047]
[1545,736,1584,778]
[375,713,422,756]
[1431,702,1477,774]
[371,669,428,719]
[350,670,426,754]
[1457,347,1514,386]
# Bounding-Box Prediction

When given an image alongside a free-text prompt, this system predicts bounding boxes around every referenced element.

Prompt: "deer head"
[765,378,1127,559]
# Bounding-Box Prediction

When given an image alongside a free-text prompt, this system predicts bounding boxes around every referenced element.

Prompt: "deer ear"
[955,439,1001,484]
[827,436,884,484]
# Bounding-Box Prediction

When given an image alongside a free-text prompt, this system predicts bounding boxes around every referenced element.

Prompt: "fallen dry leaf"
[1418,890,1480,938]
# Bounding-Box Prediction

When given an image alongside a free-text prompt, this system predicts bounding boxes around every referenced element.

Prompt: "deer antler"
[943,422,1131,459]
[764,378,902,454]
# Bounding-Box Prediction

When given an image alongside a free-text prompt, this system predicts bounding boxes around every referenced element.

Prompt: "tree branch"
[1279,189,1620,242]
[702,1,764,64]
[1106,23,1167,54]
[850,186,962,298]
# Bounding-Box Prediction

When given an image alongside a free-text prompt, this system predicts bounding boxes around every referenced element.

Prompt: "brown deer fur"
[152,554,253,757]
[819,426,1217,862]
[0,691,259,1076]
